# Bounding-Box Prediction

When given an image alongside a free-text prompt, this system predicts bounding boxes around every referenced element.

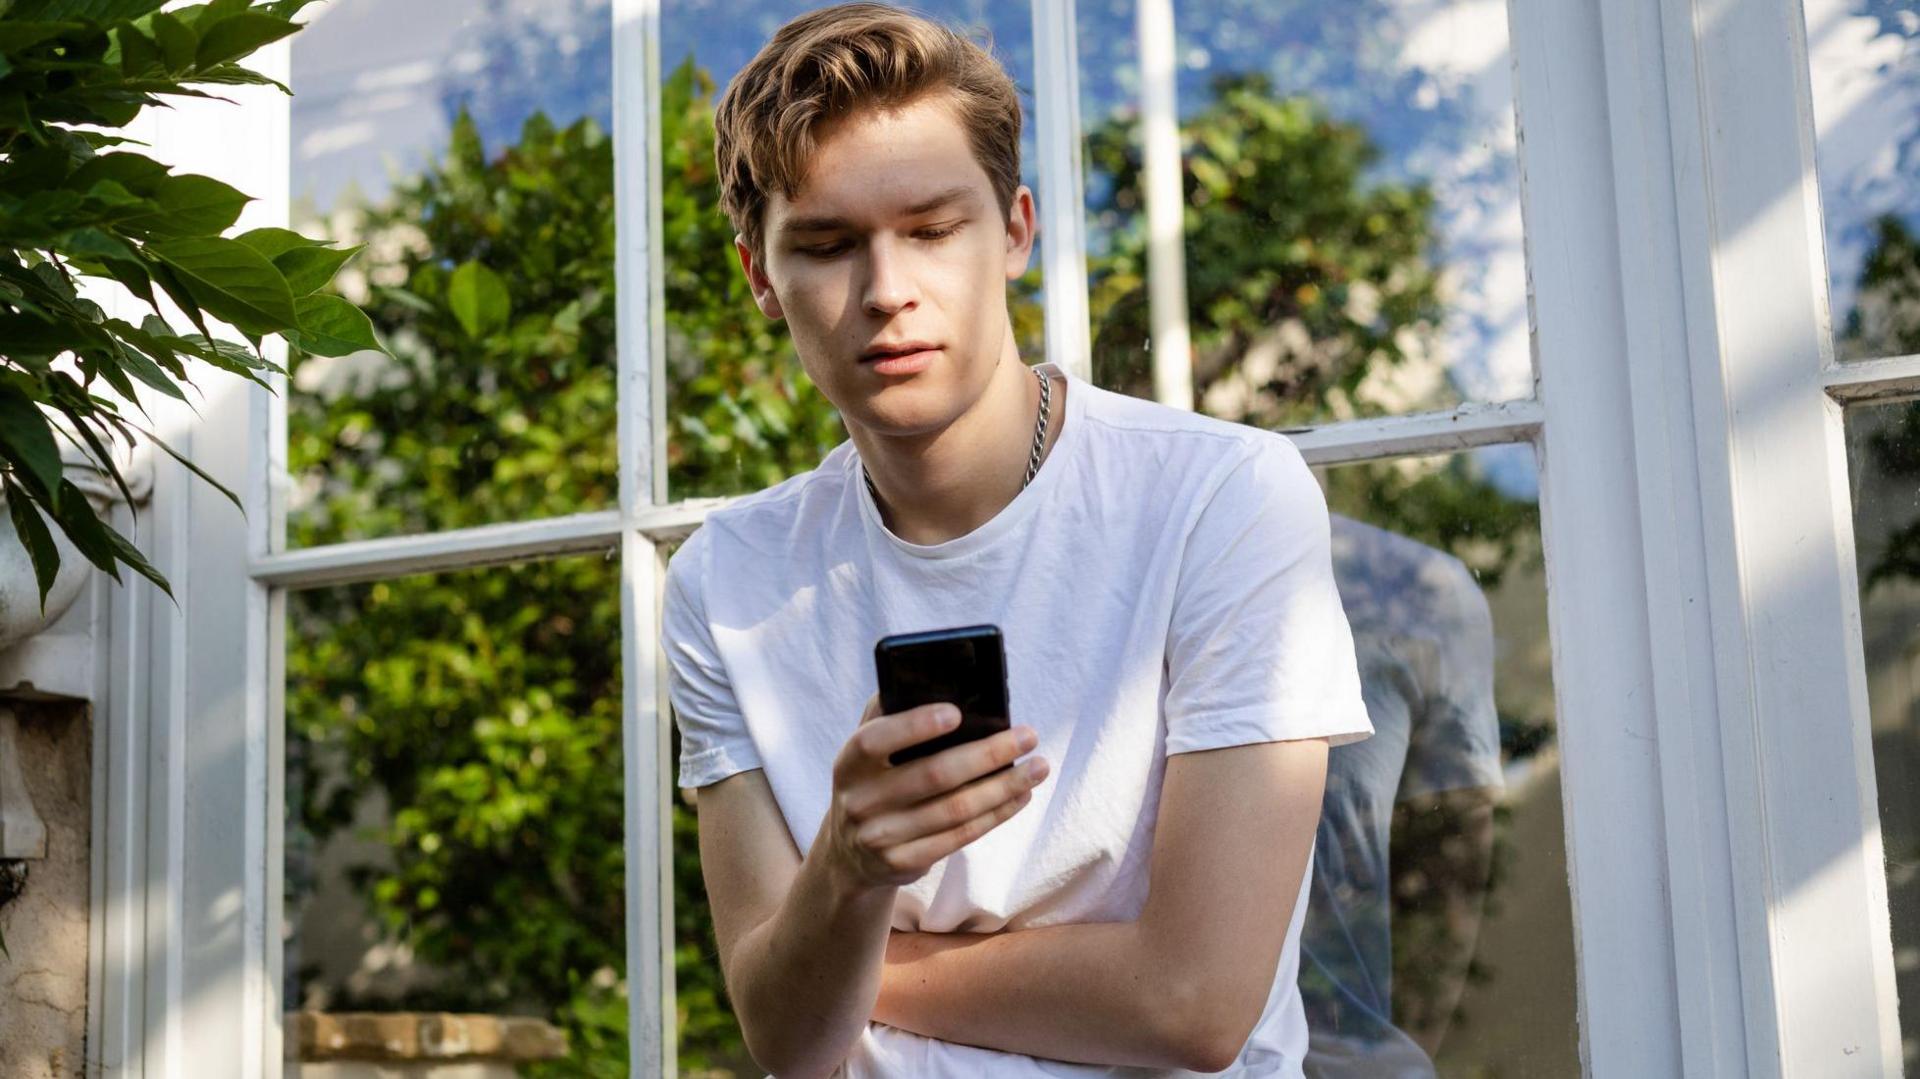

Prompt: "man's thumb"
[858,692,883,725]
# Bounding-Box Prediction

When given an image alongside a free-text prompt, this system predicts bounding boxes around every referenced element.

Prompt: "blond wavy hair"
[713,2,1024,264]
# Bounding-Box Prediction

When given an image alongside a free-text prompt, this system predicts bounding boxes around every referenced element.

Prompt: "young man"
[664,5,1374,1076]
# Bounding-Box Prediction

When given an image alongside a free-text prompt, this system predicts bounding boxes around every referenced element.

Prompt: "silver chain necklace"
[864,364,1053,508]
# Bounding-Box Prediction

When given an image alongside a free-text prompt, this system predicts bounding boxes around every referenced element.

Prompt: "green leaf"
[64,151,169,196]
[116,24,163,76]
[148,11,196,73]
[272,242,360,295]
[145,259,216,340]
[0,21,82,54]
[4,477,63,612]
[232,226,313,262]
[110,341,189,401]
[95,508,172,599]
[119,172,251,238]
[448,260,510,338]
[194,12,297,69]
[0,391,64,497]
[284,293,383,357]
[91,260,156,314]
[59,227,139,262]
[42,483,123,585]
[10,0,165,19]
[146,236,298,334]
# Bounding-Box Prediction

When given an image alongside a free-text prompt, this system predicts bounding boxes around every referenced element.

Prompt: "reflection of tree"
[287,53,1547,1079]
[1845,215,1920,590]
[1087,71,1449,422]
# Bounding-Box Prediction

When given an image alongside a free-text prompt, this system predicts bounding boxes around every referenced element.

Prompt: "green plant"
[0,0,383,606]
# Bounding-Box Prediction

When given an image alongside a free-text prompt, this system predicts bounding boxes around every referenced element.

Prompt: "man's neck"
[855,346,1066,547]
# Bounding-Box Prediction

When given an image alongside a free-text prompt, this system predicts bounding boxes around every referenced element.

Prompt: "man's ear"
[736,235,785,320]
[1004,184,1037,280]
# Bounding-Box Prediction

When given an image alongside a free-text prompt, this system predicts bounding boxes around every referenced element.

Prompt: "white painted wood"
[1029,0,1093,384]
[1510,0,1687,1072]
[612,0,677,1073]
[1134,0,1192,411]
[250,395,1551,590]
[123,34,292,1079]
[250,510,626,589]
[1651,0,1901,1071]
[1595,0,1757,1071]
[1822,352,1920,402]
[1280,399,1543,465]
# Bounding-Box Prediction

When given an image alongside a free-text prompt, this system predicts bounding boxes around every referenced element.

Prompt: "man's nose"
[862,236,917,315]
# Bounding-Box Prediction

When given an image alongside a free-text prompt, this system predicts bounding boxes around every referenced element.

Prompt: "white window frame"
[83,0,1917,1076]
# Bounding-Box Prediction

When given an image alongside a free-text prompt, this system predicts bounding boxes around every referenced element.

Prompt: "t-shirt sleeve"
[1397,555,1507,799]
[663,526,764,789]
[1162,437,1376,755]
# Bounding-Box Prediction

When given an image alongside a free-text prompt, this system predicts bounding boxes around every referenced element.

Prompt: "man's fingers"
[856,756,1046,851]
[864,725,1035,808]
[858,692,884,725]
[884,786,1032,874]
[855,702,958,761]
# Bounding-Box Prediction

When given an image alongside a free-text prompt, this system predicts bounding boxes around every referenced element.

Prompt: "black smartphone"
[874,624,1012,768]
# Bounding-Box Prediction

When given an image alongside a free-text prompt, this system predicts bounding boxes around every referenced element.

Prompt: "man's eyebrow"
[777,184,981,234]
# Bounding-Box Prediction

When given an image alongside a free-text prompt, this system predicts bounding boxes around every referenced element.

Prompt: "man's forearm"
[730,843,897,1079]
[873,921,1199,1071]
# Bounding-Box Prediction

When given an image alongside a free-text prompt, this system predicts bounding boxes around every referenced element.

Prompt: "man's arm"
[873,736,1331,1072]
[1387,784,1498,1055]
[693,768,895,1079]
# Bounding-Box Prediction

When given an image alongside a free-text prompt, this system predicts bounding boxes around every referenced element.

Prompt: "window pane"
[1079,0,1530,424]
[1310,444,1578,1076]
[283,555,626,1076]
[661,1,1046,501]
[1844,398,1920,1069]
[286,0,618,547]
[1805,0,1920,363]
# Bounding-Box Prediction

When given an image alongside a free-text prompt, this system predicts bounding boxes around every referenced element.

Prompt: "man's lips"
[860,341,941,362]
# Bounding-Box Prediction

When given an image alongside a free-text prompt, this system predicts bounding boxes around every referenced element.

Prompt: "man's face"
[737,93,1035,438]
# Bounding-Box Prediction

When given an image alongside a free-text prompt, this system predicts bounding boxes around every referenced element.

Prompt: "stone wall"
[0,701,90,1079]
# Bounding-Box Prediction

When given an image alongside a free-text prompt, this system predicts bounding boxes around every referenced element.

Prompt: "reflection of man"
[1300,514,1504,1078]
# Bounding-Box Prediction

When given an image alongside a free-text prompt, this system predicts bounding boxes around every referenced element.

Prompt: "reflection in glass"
[283,556,626,1076]
[1805,0,1920,362]
[1306,445,1576,1077]
[1845,398,1920,1070]
[286,0,618,546]
[1079,0,1529,422]
[661,1,1047,501]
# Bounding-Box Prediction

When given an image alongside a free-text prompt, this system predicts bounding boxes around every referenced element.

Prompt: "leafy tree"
[1083,70,1537,590]
[286,54,1538,1079]
[1844,215,1920,591]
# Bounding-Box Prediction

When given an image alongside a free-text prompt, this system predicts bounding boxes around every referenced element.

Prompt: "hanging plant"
[0,0,386,606]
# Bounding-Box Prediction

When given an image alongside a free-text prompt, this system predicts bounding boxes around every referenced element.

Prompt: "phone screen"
[875,624,1011,767]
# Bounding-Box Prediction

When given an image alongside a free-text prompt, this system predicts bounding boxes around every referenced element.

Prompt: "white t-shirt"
[664,360,1375,1077]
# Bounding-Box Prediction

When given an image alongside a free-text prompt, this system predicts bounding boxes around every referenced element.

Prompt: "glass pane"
[662,1,1047,501]
[1308,444,1578,1076]
[1844,398,1920,1069]
[284,555,626,1076]
[286,0,618,547]
[1805,0,1920,363]
[1079,0,1530,424]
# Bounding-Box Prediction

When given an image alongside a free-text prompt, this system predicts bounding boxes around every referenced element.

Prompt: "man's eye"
[801,243,848,258]
[918,223,963,241]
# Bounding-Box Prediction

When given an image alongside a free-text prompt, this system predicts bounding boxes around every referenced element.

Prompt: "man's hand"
[821,693,1051,892]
